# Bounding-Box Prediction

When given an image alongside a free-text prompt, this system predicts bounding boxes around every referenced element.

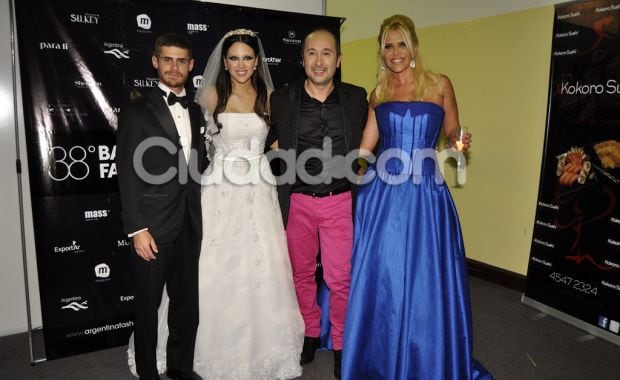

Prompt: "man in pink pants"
[268,29,368,379]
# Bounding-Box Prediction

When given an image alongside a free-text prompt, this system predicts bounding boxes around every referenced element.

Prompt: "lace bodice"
[210,113,268,158]
[204,112,273,185]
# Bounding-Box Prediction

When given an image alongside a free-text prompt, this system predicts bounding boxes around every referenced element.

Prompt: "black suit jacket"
[116,87,207,243]
[269,80,368,225]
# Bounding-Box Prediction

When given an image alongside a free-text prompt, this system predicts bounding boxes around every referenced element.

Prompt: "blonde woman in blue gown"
[342,15,491,380]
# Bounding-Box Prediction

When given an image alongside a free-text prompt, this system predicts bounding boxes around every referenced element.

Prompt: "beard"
[160,71,187,89]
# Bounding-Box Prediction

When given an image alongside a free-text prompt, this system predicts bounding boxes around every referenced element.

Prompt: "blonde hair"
[375,15,439,104]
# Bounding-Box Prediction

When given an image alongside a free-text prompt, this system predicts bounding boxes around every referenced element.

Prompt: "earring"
[380,62,386,70]
[224,66,228,71]
[410,60,416,69]
[254,66,257,70]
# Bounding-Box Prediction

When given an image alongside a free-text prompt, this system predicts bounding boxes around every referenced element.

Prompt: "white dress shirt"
[158,82,192,163]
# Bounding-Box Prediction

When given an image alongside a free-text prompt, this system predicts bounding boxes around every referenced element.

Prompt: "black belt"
[296,187,350,198]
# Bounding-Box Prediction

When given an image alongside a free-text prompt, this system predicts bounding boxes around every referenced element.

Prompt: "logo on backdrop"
[133,77,158,88]
[54,240,83,254]
[74,78,102,89]
[283,30,301,45]
[49,145,91,181]
[120,295,134,302]
[48,144,117,181]
[136,14,151,31]
[192,75,203,89]
[187,23,209,34]
[61,297,88,311]
[559,80,620,95]
[84,320,133,335]
[94,263,110,280]
[39,42,69,50]
[264,57,282,66]
[103,42,129,59]
[117,239,130,247]
[69,13,99,24]
[84,209,109,221]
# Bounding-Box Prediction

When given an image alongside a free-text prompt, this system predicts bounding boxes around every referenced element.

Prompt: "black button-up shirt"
[292,87,350,194]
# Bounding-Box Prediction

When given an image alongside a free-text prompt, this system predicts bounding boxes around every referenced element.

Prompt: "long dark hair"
[213,34,269,129]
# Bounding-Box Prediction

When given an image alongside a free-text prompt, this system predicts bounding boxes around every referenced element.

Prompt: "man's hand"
[132,230,158,261]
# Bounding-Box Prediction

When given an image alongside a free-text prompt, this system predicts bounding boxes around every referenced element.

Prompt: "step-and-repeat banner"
[15,0,340,360]
[524,0,619,345]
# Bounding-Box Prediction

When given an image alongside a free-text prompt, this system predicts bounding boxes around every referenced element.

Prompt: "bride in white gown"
[128,29,304,379]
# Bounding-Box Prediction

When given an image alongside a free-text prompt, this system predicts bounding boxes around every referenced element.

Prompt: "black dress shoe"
[333,349,342,379]
[300,336,321,365]
[165,369,202,380]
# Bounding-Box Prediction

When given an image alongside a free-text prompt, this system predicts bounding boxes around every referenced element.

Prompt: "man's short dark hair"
[301,28,341,56]
[154,33,193,58]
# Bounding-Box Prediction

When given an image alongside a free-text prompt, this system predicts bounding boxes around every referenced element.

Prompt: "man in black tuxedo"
[269,29,368,379]
[116,33,205,380]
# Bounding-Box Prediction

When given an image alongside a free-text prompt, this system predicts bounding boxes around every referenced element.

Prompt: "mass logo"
[187,23,209,34]
[84,209,109,221]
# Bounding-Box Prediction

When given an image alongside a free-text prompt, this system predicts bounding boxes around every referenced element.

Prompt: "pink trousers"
[286,192,353,350]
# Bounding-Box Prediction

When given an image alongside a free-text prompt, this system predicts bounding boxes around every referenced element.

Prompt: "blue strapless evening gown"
[342,102,491,380]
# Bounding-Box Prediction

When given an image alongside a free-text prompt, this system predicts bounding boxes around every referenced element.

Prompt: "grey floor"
[1,276,619,379]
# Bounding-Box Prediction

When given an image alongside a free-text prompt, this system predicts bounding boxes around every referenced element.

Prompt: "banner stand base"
[521,294,620,347]
[31,326,47,364]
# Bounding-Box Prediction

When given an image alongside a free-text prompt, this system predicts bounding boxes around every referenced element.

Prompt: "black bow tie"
[166,92,189,108]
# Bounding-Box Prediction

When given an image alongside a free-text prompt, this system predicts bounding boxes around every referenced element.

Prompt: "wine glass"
[454,126,468,182]
[455,126,468,152]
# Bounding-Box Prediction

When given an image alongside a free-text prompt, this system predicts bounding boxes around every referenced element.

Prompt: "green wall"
[330,6,556,275]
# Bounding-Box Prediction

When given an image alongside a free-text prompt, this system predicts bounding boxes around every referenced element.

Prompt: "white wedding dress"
[128,113,304,379]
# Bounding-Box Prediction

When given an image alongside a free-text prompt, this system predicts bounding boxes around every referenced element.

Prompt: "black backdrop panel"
[16,0,340,360]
